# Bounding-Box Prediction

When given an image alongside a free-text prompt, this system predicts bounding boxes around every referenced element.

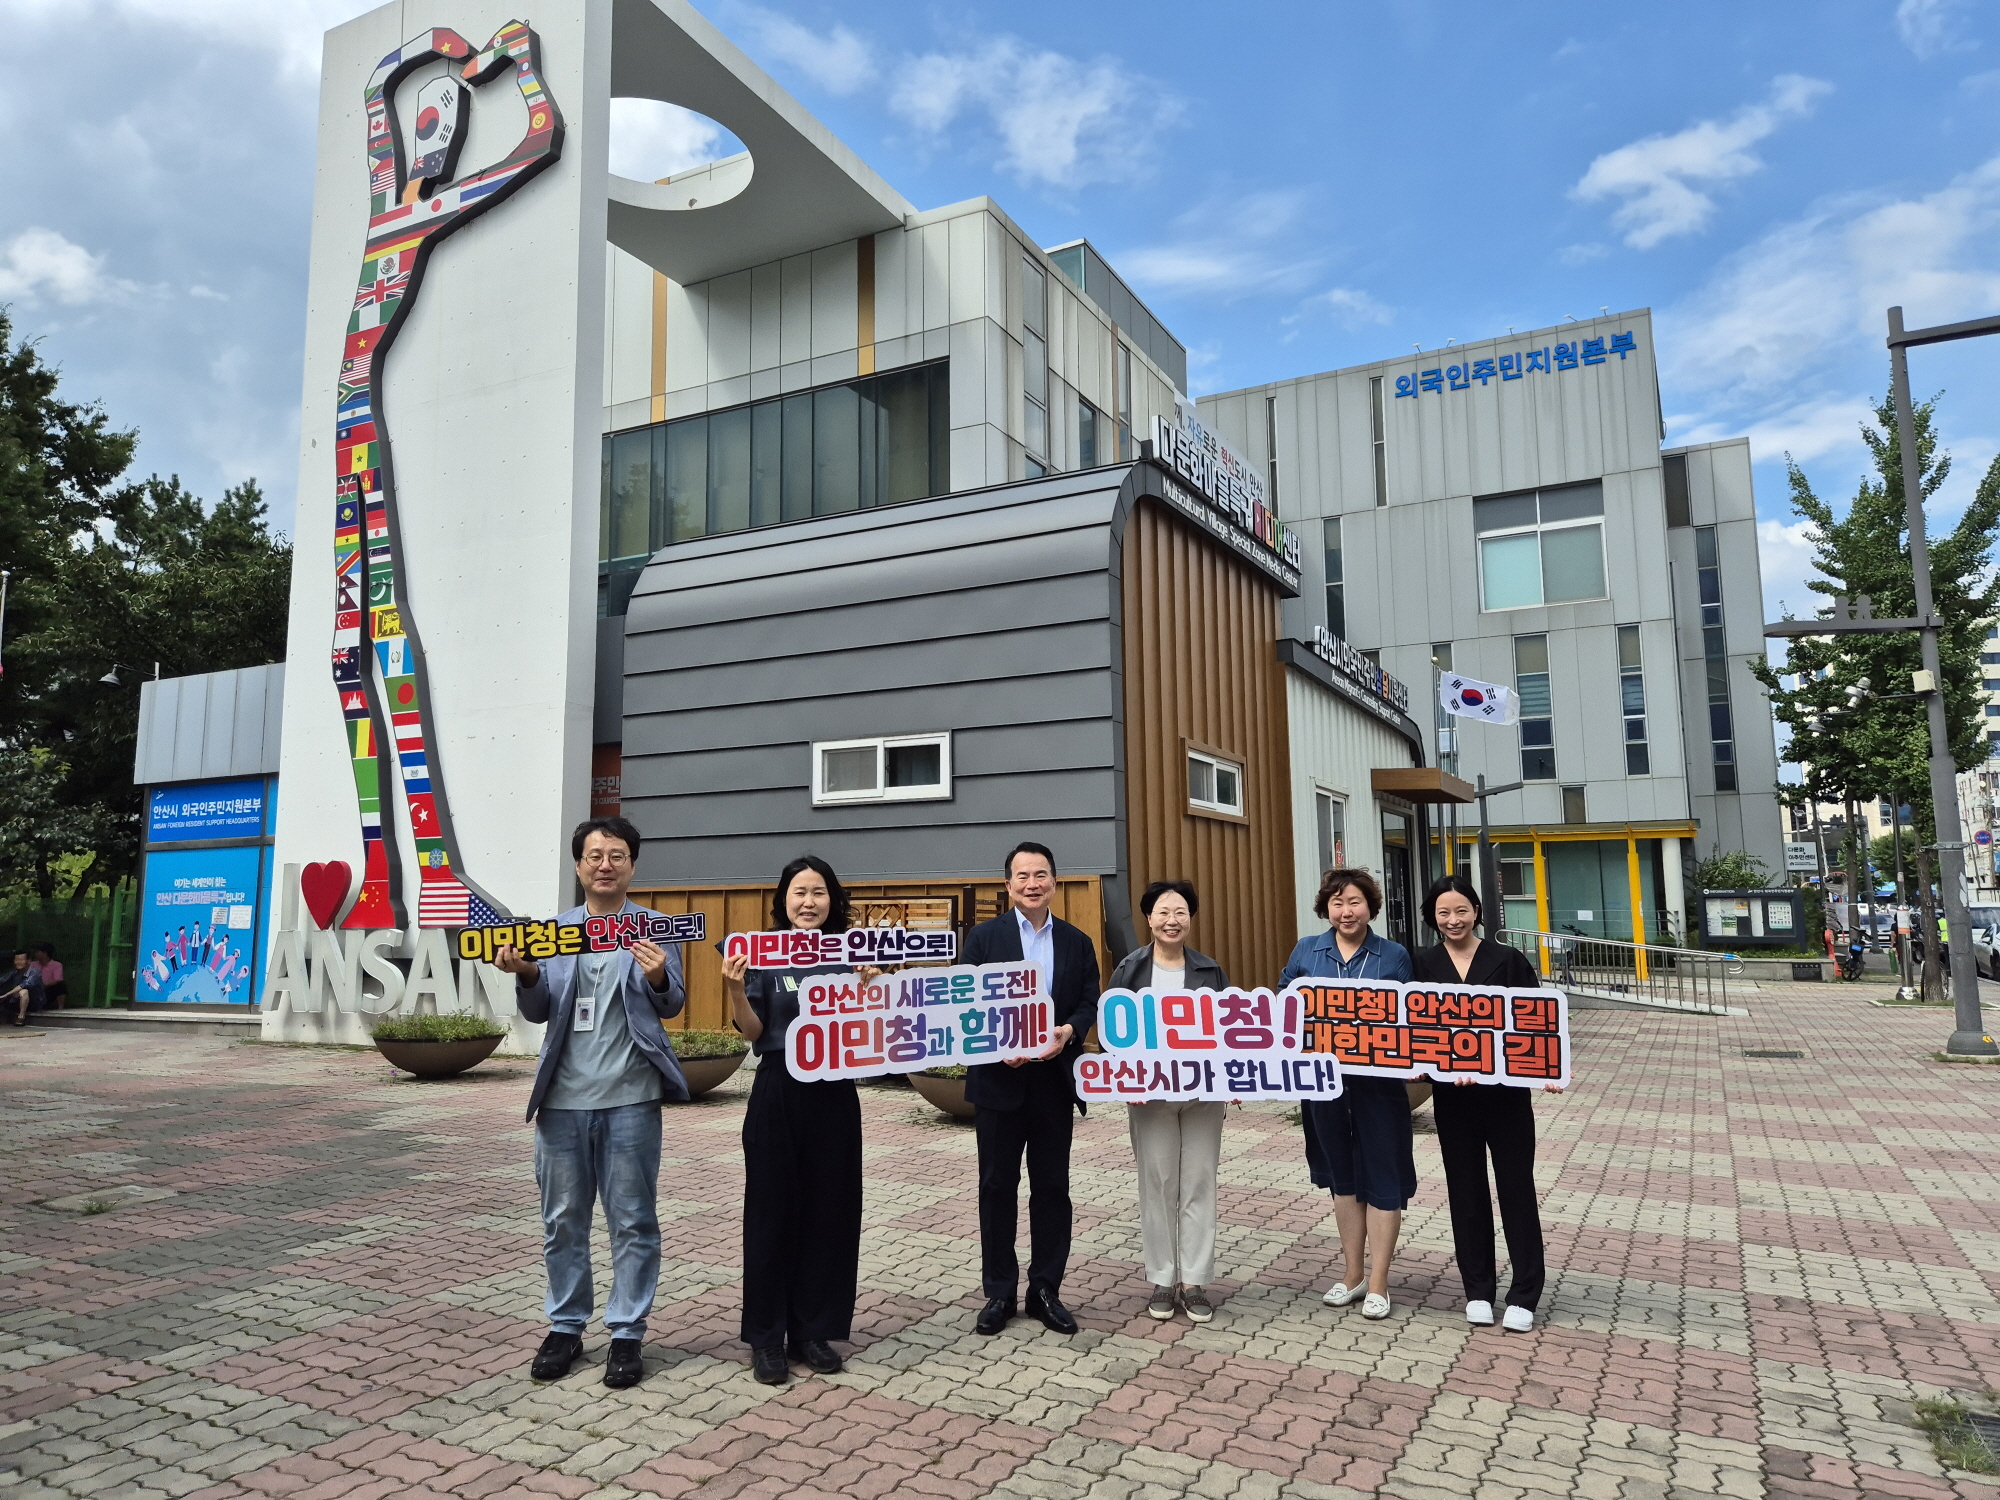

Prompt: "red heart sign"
[300,862,353,930]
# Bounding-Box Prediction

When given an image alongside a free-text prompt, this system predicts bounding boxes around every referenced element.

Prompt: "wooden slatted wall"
[1120,499,1296,990]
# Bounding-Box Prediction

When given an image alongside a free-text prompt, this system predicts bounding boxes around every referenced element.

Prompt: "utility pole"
[1770,308,1999,1054]
[1890,307,1996,1056]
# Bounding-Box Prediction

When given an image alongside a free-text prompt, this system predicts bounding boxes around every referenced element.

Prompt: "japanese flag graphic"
[1439,673,1519,724]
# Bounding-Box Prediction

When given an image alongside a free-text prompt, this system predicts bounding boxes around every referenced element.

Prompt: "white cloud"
[1757,516,1821,621]
[1558,242,1608,266]
[1118,191,1322,302]
[0,227,136,305]
[888,38,1182,190]
[726,2,874,94]
[1962,68,2000,95]
[1572,75,1833,249]
[1662,152,2000,406]
[1283,286,1394,336]
[1669,394,1881,465]
[607,98,740,182]
[1897,0,1978,60]
[0,0,363,78]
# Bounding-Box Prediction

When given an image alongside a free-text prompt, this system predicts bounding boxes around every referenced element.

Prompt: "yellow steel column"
[1627,834,1649,981]
[1532,835,1551,977]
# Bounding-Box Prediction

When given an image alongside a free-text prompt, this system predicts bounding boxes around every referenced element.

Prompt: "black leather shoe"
[974,1296,1016,1335]
[788,1337,843,1374]
[530,1331,582,1381]
[1026,1287,1078,1335]
[752,1346,790,1385]
[603,1337,644,1388]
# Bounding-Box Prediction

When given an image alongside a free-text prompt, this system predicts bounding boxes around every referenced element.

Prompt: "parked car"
[1971,905,2000,979]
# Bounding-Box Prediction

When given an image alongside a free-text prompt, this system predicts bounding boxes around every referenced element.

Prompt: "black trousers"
[974,1094,1073,1299]
[740,1060,862,1350]
[1432,1082,1546,1311]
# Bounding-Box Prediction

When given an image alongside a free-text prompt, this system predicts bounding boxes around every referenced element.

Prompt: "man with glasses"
[962,842,1100,1336]
[495,816,689,1389]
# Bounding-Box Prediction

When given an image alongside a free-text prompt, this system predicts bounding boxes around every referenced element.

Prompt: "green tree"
[1751,387,2000,843]
[0,313,291,892]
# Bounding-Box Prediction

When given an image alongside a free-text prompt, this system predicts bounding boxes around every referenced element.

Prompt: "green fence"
[0,882,140,1006]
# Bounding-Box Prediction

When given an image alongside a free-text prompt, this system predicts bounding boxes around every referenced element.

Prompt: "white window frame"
[812,732,953,806]
[1475,487,1609,612]
[1186,746,1245,818]
[1314,787,1347,874]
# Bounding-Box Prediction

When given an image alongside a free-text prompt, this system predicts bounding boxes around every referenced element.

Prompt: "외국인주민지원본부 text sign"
[787,961,1051,1081]
[724,927,958,969]
[456,911,707,964]
[1078,987,1345,1102]
[1297,979,1569,1088]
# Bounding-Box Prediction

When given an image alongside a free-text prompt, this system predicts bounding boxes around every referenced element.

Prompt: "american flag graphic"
[418,877,502,929]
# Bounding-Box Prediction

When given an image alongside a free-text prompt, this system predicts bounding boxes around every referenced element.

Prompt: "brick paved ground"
[3,980,1998,1499]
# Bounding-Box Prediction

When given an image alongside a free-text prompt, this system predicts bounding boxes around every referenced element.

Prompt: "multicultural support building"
[244,0,1777,1037]
[1200,324,1785,949]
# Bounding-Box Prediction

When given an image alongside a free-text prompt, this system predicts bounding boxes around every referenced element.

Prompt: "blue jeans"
[534,1102,662,1339]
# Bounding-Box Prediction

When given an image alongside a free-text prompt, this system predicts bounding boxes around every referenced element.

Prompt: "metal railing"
[1498,927,1743,1015]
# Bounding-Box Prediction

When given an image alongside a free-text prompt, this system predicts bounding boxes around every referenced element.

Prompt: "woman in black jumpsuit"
[1412,873,1561,1332]
[721,855,866,1386]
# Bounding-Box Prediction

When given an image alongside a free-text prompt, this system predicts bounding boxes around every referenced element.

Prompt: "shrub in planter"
[670,1028,750,1099]
[370,1012,507,1078]
[911,1063,974,1119]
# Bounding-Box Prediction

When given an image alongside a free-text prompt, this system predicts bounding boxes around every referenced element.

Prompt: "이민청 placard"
[456,911,707,965]
[1076,988,1346,1103]
[724,927,958,969]
[786,961,1051,1081]
[1295,979,1569,1088]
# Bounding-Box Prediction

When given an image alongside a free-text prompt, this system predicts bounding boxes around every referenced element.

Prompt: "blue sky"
[3,0,1997,626]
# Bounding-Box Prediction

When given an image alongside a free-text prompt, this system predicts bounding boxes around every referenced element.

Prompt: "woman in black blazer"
[1412,874,1560,1333]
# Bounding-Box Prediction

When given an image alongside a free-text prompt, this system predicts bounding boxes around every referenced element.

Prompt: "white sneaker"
[1323,1281,1364,1307]
[1502,1304,1534,1331]
[1465,1300,1495,1325]
[1361,1292,1391,1319]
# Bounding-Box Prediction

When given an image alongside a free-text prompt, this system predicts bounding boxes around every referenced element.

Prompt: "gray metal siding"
[132,663,286,786]
[621,469,1132,885]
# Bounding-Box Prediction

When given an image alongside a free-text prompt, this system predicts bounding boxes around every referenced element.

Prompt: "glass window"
[599,363,951,612]
[1696,525,1736,787]
[1322,517,1345,639]
[1315,790,1346,874]
[1115,344,1134,460]
[1617,623,1649,776]
[1480,533,1543,611]
[665,416,707,542]
[1475,483,1607,610]
[1561,785,1587,824]
[1266,394,1280,507]
[813,732,953,805]
[1515,634,1555,781]
[813,383,860,513]
[708,405,751,536]
[1369,375,1386,507]
[1021,256,1046,337]
[1079,401,1099,468]
[1187,747,1245,816]
[1662,452,1691,527]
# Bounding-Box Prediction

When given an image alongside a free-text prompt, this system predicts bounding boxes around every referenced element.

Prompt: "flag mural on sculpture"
[330,20,564,929]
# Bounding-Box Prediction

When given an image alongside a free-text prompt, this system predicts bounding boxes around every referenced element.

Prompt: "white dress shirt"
[1014,906,1055,996]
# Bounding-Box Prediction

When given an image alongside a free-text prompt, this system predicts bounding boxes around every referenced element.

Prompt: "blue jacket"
[1280,927,1414,985]
[515,901,689,1120]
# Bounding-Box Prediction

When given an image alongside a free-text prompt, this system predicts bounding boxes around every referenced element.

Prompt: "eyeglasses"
[580,851,632,868]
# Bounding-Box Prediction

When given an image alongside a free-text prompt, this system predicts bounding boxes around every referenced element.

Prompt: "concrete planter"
[374,1034,503,1078]
[676,1050,748,1099]
[911,1071,975,1119]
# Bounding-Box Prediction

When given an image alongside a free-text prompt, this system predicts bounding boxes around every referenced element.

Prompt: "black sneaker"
[530,1331,582,1381]
[603,1337,644,1388]
[752,1345,789,1385]
[788,1338,843,1374]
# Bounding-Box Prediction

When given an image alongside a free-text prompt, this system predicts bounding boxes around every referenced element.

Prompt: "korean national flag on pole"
[1440,673,1519,725]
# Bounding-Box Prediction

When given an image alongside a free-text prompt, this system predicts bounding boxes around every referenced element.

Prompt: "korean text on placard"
[785,961,1049,1081]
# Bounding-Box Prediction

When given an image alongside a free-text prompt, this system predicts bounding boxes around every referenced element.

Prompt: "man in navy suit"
[495,816,689,1390]
[962,842,1100,1336]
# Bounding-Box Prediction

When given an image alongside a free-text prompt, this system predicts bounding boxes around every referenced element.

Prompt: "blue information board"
[147,779,267,843]
[136,845,268,1005]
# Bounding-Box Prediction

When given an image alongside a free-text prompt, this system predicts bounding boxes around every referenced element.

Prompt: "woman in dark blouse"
[1412,873,1560,1332]
[721,855,866,1385]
